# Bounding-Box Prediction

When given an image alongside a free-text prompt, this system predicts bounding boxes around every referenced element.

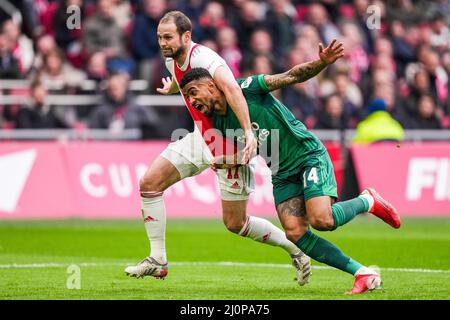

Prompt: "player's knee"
[139,173,165,193]
[223,217,245,234]
[222,201,247,234]
[309,214,335,231]
[285,230,301,243]
[284,226,308,243]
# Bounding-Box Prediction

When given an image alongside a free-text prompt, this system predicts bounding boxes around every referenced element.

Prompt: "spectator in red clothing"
[2,19,34,74]
[195,1,227,42]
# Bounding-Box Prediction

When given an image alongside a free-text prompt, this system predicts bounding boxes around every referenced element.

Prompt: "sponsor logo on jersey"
[240,77,253,88]
[236,122,270,145]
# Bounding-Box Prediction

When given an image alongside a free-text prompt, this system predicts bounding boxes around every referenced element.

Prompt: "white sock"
[359,193,375,211]
[141,192,167,264]
[356,266,378,275]
[238,216,302,256]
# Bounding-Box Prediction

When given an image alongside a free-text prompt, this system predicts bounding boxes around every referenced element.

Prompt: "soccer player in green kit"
[179,39,401,294]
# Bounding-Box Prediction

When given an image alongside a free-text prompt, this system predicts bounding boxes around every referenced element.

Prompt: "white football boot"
[125,257,168,279]
[291,253,312,286]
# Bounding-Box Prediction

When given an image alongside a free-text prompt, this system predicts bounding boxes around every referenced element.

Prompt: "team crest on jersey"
[241,77,253,88]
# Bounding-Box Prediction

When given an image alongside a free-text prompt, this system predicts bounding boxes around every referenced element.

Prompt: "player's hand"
[241,129,257,165]
[156,77,173,95]
[319,39,345,65]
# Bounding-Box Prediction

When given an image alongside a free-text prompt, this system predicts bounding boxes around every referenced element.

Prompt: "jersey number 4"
[303,167,319,187]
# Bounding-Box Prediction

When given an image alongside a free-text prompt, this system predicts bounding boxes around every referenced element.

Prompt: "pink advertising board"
[351,142,450,216]
[0,141,343,219]
[0,142,74,219]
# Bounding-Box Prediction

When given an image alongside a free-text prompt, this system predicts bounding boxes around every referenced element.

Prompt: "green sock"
[296,230,362,275]
[331,196,370,229]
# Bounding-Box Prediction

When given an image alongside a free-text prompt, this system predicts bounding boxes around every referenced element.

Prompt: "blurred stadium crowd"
[1,0,450,138]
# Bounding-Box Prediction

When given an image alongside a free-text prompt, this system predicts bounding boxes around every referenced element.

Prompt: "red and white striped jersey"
[165,42,235,157]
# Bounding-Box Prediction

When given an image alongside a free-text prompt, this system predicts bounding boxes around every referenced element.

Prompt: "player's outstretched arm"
[156,76,179,94]
[264,39,345,92]
[214,65,257,164]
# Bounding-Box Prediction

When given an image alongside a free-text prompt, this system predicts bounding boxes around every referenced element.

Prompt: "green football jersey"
[213,74,327,178]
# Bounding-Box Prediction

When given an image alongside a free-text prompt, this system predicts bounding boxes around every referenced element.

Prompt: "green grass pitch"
[0,216,449,300]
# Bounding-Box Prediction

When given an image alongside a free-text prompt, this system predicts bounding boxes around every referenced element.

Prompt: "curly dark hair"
[179,68,212,89]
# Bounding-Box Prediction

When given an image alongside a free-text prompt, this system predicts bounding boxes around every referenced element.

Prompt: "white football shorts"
[160,130,254,201]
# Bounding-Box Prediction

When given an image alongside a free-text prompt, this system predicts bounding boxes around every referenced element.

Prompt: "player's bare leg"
[222,199,312,286]
[278,196,381,294]
[306,191,400,231]
[125,156,180,279]
[276,196,312,286]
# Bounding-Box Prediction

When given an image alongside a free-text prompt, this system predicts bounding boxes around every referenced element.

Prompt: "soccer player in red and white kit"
[125,11,311,285]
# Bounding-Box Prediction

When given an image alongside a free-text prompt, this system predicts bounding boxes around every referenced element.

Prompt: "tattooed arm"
[264,39,345,92]
[264,59,328,91]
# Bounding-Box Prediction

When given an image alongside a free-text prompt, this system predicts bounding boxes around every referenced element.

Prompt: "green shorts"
[272,151,338,207]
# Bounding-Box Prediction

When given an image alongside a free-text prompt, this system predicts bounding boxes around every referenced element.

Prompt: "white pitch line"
[0,261,449,274]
